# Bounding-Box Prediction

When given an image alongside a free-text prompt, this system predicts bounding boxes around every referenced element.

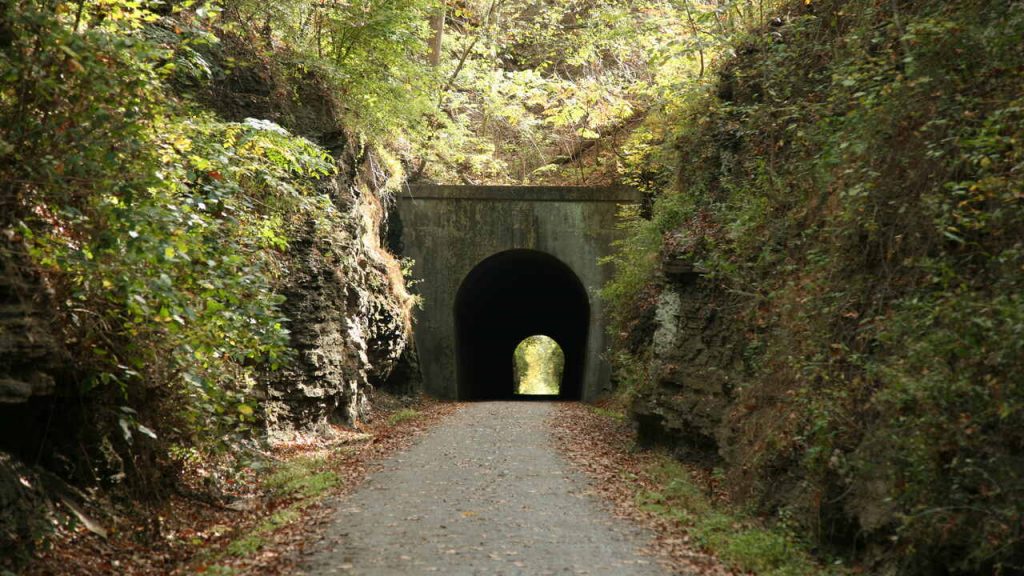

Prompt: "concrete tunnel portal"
[455,250,589,400]
[394,185,641,401]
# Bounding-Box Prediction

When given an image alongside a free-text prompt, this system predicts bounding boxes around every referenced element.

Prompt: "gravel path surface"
[303,401,666,575]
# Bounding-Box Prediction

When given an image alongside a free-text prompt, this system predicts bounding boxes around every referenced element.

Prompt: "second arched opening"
[454,250,589,400]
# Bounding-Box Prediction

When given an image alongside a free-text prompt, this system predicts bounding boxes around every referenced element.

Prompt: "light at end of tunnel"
[513,335,564,396]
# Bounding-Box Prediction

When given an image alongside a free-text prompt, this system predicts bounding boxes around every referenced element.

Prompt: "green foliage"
[589,405,627,422]
[224,533,265,558]
[417,0,742,184]
[601,193,695,338]
[607,0,1024,571]
[1,0,337,454]
[202,456,337,568]
[863,289,1024,569]
[218,503,303,557]
[265,456,339,498]
[222,0,437,138]
[219,459,333,560]
[512,335,564,395]
[605,349,654,404]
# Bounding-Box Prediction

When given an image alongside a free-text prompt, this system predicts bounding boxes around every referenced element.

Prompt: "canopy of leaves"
[219,0,437,137]
[415,0,755,184]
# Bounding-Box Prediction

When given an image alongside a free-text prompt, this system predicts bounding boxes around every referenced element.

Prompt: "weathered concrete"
[395,185,640,401]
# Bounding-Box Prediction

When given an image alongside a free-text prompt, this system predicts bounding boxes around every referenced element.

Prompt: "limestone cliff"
[198,34,417,433]
[0,28,417,559]
[262,142,414,434]
[614,0,1024,570]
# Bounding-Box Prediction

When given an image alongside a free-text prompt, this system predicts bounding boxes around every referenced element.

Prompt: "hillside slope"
[608,0,1024,572]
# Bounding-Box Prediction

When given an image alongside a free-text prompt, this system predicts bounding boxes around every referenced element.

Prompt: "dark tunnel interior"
[455,250,590,400]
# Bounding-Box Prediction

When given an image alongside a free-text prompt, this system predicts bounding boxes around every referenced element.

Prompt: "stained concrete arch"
[395,185,640,401]
[455,250,588,400]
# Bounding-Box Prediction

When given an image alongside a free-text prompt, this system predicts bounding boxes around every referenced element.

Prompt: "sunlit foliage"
[416,0,754,184]
[0,0,410,455]
[220,0,438,137]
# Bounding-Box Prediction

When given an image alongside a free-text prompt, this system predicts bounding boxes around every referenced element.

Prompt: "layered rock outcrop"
[198,39,416,434]
[631,255,745,460]
[263,152,412,434]
[0,252,64,406]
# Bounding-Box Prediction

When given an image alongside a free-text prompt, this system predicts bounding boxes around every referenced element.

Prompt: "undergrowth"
[197,454,342,571]
[639,456,835,576]
[0,0,424,506]
[264,456,340,499]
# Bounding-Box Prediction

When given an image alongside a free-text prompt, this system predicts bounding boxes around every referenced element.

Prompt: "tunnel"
[454,250,590,400]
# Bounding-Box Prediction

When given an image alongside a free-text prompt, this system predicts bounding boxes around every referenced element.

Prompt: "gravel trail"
[303,401,666,576]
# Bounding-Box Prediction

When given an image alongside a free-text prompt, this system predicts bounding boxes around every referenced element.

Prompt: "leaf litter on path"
[26,396,459,576]
[550,402,733,576]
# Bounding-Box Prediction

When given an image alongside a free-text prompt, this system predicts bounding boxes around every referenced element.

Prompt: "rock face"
[0,43,415,444]
[194,41,416,435]
[0,252,64,407]
[0,250,69,563]
[0,452,52,563]
[262,145,412,435]
[0,23,417,565]
[0,248,69,463]
[631,259,744,460]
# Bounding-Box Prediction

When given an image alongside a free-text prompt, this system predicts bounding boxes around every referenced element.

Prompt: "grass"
[198,455,341,570]
[201,401,432,570]
[589,405,627,422]
[638,456,837,576]
[223,505,304,558]
[387,407,420,426]
[264,455,339,499]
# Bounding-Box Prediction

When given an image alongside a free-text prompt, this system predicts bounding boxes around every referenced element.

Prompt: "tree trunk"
[428,4,445,66]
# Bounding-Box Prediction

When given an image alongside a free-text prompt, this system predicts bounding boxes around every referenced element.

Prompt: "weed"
[387,408,421,426]
[639,456,831,576]
[224,534,264,558]
[589,406,627,422]
[264,456,339,499]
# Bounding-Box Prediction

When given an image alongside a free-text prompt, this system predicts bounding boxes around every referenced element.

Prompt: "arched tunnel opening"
[455,250,589,400]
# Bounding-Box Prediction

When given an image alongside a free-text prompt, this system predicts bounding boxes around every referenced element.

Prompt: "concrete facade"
[394,185,641,401]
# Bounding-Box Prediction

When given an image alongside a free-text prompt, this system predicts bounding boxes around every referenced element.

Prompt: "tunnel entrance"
[455,250,589,400]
